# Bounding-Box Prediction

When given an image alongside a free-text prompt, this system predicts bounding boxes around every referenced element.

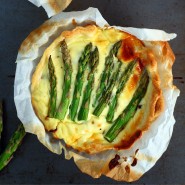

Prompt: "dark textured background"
[0,0,185,184]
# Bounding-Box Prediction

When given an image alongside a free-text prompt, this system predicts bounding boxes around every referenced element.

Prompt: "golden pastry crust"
[143,41,175,89]
[31,25,165,154]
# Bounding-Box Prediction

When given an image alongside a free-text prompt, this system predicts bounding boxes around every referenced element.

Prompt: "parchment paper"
[14,7,180,181]
[28,0,72,17]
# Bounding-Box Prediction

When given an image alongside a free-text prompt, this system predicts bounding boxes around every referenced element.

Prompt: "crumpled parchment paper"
[14,7,180,181]
[28,0,72,17]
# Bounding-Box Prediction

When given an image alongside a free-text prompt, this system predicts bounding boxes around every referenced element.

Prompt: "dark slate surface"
[0,0,185,184]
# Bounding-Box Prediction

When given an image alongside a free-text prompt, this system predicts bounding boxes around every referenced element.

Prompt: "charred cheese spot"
[114,130,142,150]
[120,38,135,61]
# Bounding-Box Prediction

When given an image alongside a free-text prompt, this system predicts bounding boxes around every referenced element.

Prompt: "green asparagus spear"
[104,69,149,142]
[56,40,72,120]
[106,60,137,122]
[0,124,26,171]
[93,40,122,107]
[78,47,99,121]
[69,43,92,121]
[0,101,3,139]
[93,61,122,117]
[48,56,57,118]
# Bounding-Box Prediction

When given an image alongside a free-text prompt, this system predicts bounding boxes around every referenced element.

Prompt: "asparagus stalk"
[106,95,117,122]
[0,124,26,171]
[93,61,122,117]
[78,47,99,121]
[104,69,149,142]
[106,60,137,122]
[48,56,57,118]
[0,101,3,139]
[69,43,92,121]
[56,40,72,120]
[93,40,122,107]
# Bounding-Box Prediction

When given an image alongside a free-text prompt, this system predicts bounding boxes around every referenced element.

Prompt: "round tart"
[31,25,163,154]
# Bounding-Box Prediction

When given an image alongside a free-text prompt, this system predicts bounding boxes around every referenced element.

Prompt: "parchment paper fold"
[28,0,72,17]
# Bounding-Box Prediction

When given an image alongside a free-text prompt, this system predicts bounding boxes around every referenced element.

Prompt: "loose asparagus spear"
[69,43,92,121]
[0,101,3,139]
[0,124,26,171]
[78,47,99,121]
[106,60,137,122]
[93,40,122,107]
[48,56,57,118]
[56,40,72,120]
[93,61,122,117]
[104,69,149,142]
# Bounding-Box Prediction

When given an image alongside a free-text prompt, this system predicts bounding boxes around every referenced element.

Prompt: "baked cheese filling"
[31,26,161,153]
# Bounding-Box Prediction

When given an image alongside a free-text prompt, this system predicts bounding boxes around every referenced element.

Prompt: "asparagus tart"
[31,25,164,154]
